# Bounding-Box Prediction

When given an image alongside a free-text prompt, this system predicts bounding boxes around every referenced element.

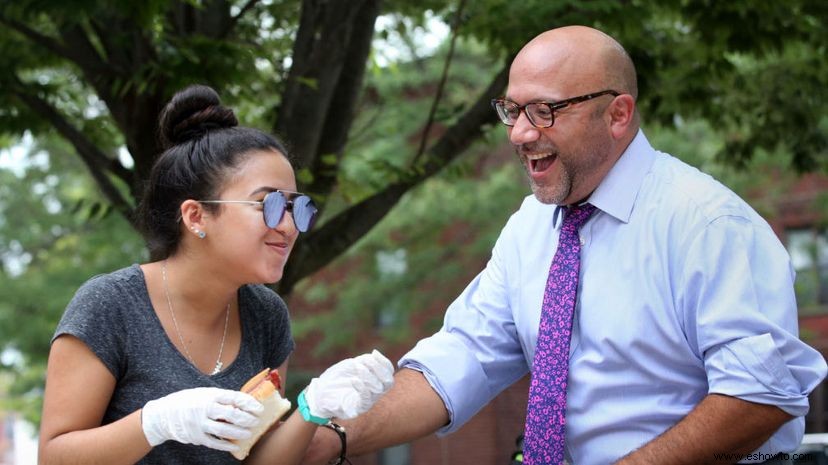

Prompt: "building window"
[374,249,408,329]
[786,228,828,312]
[378,443,411,465]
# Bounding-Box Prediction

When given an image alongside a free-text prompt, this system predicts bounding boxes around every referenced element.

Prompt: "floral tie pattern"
[524,203,596,465]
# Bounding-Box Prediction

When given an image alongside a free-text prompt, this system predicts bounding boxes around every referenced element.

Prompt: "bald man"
[304,26,826,465]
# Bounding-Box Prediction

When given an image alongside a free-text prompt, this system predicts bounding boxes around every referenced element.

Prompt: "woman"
[38,85,392,464]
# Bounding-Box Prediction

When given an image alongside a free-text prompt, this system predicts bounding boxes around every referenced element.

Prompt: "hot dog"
[231,368,292,460]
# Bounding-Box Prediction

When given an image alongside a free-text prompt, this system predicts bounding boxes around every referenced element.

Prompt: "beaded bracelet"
[323,422,349,465]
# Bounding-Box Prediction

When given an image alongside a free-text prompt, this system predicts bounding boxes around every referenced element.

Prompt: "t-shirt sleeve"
[246,285,295,370]
[53,274,126,379]
[267,291,294,369]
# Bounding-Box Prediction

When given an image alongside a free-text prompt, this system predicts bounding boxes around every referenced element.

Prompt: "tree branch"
[416,60,510,178]
[0,15,114,78]
[278,59,511,293]
[413,0,467,165]
[63,22,120,74]
[11,80,135,224]
[224,0,261,37]
[0,17,74,62]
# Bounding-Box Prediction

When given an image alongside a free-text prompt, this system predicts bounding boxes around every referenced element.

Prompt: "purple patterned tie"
[524,203,596,465]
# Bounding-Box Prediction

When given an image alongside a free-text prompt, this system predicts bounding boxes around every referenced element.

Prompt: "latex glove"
[142,387,264,451]
[305,349,394,420]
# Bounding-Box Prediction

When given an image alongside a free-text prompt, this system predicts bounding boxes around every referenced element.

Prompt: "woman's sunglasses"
[199,190,318,232]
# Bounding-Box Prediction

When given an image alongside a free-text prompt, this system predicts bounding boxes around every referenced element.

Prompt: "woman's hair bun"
[158,84,239,149]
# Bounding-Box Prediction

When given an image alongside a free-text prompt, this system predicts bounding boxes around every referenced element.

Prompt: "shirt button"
[580,236,585,246]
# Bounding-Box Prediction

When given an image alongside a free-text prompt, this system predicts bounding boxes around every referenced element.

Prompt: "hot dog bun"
[231,368,292,460]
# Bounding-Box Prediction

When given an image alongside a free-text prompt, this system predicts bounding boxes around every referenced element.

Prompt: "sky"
[0,132,34,177]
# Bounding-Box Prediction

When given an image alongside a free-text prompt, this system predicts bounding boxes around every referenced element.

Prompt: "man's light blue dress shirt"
[400,130,828,464]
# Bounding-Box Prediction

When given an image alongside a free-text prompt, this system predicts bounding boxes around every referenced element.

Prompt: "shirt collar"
[553,129,657,226]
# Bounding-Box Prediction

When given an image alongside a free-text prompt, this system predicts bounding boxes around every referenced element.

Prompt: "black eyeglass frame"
[491,90,620,128]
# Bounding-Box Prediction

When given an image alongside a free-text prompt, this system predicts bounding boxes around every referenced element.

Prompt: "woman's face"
[207,149,299,284]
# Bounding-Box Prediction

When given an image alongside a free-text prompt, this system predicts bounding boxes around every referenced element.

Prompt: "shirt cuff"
[399,331,493,435]
[705,333,812,417]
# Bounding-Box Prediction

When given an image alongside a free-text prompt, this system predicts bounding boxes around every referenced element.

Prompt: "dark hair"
[138,84,290,260]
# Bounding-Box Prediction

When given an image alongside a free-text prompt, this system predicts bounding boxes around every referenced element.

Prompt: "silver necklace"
[162,260,230,375]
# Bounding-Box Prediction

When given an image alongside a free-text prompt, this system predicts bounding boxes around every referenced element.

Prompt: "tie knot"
[562,203,596,231]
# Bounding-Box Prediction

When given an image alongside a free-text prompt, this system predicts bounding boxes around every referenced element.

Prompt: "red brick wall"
[765,173,828,237]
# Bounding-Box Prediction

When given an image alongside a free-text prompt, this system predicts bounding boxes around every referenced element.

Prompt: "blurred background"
[0,1,826,464]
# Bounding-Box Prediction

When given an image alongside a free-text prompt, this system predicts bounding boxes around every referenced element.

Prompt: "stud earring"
[191,227,206,239]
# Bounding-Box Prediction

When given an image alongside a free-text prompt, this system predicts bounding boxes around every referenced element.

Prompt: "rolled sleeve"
[679,214,827,414]
[400,331,494,435]
[399,228,529,435]
[705,333,823,417]
[679,213,828,456]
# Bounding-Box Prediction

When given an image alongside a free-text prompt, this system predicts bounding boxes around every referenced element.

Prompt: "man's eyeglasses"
[491,90,620,128]
[199,190,318,232]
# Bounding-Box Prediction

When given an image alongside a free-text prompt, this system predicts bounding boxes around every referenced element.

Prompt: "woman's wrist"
[298,389,330,425]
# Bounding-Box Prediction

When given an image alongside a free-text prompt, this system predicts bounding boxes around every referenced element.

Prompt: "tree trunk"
[275,0,381,184]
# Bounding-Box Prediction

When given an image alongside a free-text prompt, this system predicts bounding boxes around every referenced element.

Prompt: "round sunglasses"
[199,190,318,232]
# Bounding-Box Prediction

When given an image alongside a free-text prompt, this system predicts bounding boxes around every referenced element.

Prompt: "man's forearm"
[616,394,793,465]
[302,368,450,464]
[347,368,449,454]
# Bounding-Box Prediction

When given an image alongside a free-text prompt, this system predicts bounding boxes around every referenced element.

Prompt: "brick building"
[765,173,828,434]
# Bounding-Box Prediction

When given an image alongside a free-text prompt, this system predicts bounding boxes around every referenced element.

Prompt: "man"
[306,25,827,464]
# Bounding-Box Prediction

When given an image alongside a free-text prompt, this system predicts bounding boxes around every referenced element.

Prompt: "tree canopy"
[2,0,825,291]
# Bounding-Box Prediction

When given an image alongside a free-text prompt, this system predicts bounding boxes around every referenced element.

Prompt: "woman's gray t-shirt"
[53,264,295,464]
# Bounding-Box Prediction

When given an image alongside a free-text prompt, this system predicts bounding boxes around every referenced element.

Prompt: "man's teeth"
[526,153,553,161]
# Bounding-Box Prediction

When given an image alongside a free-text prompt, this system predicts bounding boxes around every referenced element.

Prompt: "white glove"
[141,387,264,451]
[305,349,394,420]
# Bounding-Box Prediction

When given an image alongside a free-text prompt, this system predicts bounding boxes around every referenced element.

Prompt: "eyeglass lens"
[263,191,318,232]
[492,91,619,128]
[495,102,553,127]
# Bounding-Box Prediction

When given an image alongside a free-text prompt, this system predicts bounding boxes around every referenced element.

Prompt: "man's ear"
[608,94,636,139]
[180,199,208,238]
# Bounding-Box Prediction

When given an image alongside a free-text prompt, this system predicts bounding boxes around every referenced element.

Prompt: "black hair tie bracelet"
[323,422,351,465]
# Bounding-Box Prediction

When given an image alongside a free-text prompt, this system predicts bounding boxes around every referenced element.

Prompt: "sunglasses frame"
[198,190,318,232]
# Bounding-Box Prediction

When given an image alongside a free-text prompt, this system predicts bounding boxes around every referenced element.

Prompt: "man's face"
[504,89,614,206]
[503,45,616,206]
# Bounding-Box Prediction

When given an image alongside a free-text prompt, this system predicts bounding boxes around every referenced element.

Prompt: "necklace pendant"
[211,361,223,375]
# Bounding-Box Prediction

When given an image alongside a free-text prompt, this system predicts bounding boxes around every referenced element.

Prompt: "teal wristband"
[298,390,330,425]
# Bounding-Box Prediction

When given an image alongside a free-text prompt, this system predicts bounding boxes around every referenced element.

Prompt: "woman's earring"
[191,227,206,239]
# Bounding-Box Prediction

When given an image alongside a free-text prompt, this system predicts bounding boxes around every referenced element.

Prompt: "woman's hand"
[304,350,395,420]
[141,387,264,451]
